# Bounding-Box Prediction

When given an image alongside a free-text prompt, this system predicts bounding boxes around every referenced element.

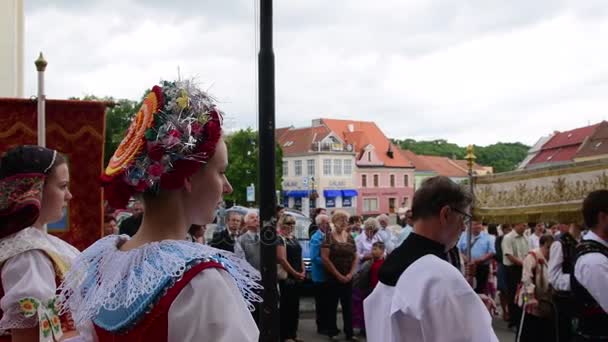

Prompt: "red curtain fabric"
[0,98,106,250]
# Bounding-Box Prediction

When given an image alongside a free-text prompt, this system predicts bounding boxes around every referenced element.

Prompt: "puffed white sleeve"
[0,250,56,330]
[167,267,259,342]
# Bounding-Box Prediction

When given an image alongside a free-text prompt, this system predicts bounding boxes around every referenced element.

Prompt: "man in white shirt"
[364,176,498,342]
[501,222,529,329]
[528,222,545,249]
[548,222,582,342]
[571,190,608,340]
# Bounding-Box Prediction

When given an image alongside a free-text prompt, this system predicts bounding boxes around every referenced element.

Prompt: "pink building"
[321,119,415,216]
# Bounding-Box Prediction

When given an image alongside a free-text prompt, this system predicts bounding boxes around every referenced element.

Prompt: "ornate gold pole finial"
[465,144,476,172]
[35,52,47,72]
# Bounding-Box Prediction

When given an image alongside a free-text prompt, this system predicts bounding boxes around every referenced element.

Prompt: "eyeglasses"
[451,207,472,225]
[285,222,295,226]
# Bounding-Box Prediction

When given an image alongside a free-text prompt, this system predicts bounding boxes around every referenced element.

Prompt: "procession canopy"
[473,158,608,225]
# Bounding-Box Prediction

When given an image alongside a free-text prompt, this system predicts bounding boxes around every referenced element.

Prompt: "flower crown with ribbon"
[101,80,223,209]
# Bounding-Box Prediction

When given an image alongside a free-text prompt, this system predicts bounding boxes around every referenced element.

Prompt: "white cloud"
[22,0,608,146]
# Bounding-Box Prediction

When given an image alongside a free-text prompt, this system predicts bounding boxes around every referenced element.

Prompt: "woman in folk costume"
[0,146,80,342]
[58,80,262,342]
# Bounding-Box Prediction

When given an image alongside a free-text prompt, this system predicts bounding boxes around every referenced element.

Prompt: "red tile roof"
[541,123,600,150]
[398,149,490,176]
[276,126,330,155]
[321,118,413,168]
[528,122,602,165]
[575,121,608,159]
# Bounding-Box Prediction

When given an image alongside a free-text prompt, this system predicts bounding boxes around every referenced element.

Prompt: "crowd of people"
[0,78,607,342]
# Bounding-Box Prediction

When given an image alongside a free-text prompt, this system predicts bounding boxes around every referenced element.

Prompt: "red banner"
[0,98,106,250]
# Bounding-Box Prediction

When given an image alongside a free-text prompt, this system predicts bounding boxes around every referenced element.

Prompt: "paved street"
[297,297,515,342]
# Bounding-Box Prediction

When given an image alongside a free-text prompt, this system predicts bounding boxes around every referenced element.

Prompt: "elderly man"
[375,214,396,254]
[235,211,261,271]
[364,176,497,342]
[209,211,242,252]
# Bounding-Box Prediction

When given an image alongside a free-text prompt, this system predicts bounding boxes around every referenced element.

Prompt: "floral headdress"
[0,145,58,238]
[101,80,223,209]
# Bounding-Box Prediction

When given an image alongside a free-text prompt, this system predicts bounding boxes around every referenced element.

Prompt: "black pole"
[258,0,278,341]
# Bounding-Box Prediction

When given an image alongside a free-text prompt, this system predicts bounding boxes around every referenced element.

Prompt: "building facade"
[278,126,358,216]
[320,119,415,216]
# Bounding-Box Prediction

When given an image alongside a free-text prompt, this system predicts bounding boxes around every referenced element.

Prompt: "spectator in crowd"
[395,209,414,247]
[322,210,358,341]
[396,201,409,227]
[187,224,206,244]
[235,211,261,271]
[104,216,119,236]
[369,241,385,290]
[528,222,545,249]
[309,213,333,335]
[118,211,142,237]
[276,214,305,342]
[458,220,495,294]
[348,215,363,238]
[375,214,395,254]
[308,208,327,238]
[502,222,530,329]
[353,217,380,334]
[518,234,555,341]
[209,211,242,252]
[495,224,512,322]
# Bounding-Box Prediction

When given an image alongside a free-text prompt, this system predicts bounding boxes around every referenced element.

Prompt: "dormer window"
[567,133,573,138]
[283,141,294,147]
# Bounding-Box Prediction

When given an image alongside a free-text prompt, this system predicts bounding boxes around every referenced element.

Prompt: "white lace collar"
[0,227,79,267]
[58,235,262,326]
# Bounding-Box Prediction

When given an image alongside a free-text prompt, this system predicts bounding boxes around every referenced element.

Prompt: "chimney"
[347,123,354,132]
[386,143,394,159]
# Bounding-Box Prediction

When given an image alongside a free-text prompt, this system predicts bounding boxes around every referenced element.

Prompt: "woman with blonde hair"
[321,210,358,341]
[276,214,305,342]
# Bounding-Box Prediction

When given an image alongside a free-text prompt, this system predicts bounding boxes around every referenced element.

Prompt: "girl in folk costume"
[0,146,80,342]
[516,234,556,342]
[58,80,262,342]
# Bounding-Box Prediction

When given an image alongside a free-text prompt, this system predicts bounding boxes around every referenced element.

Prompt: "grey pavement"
[296,297,515,342]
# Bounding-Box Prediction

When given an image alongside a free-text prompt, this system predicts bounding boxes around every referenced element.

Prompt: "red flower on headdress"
[147,142,164,162]
[148,162,164,178]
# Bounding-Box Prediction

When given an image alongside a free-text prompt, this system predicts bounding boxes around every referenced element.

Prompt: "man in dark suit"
[209,211,242,252]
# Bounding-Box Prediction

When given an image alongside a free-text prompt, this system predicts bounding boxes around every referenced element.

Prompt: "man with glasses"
[458,220,496,294]
[364,176,498,342]
[501,222,529,330]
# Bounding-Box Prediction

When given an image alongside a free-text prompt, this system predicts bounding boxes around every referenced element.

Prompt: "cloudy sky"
[23,0,608,146]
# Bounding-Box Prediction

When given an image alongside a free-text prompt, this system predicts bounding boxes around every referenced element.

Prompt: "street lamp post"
[258,0,279,341]
[465,145,476,287]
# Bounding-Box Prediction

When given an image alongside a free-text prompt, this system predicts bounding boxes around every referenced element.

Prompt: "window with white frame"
[363,198,379,212]
[333,159,342,176]
[390,174,395,187]
[323,159,331,175]
[373,174,379,187]
[282,161,288,177]
[404,174,409,187]
[307,159,315,176]
[362,174,367,188]
[295,160,302,176]
[343,159,352,175]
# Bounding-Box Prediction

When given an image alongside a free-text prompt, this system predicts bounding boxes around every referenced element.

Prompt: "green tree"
[224,128,283,206]
[393,138,530,173]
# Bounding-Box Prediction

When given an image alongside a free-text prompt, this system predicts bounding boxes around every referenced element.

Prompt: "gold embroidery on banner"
[0,122,37,139]
[48,124,103,141]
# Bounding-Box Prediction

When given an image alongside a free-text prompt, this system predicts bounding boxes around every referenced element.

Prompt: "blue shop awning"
[323,189,342,198]
[286,190,311,198]
[341,189,358,197]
